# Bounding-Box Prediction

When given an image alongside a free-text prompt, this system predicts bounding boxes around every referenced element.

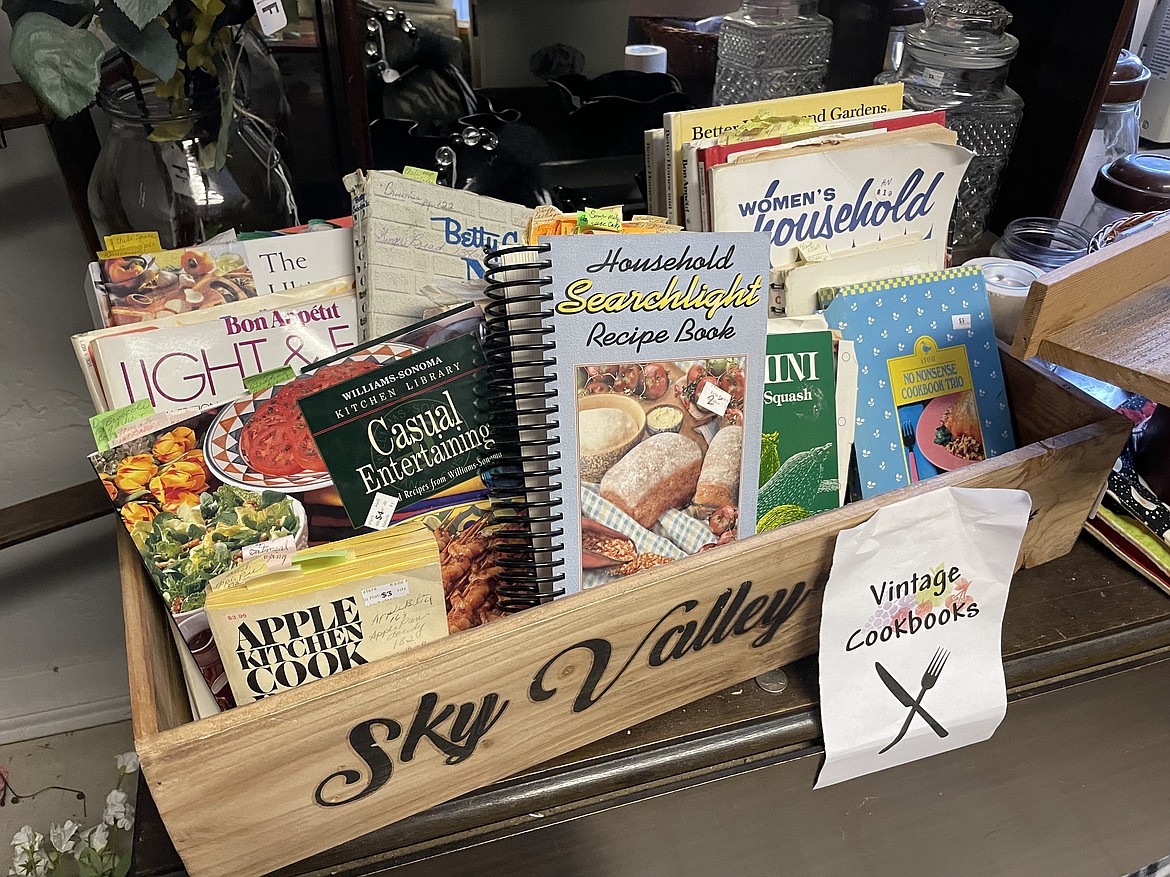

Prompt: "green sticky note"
[402,166,439,185]
[292,550,353,573]
[243,366,296,395]
[91,400,155,453]
[583,208,623,231]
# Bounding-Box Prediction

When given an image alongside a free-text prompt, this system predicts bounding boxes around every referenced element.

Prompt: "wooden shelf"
[0,81,47,130]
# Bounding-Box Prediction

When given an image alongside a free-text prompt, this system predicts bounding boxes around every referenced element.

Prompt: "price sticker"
[951,314,973,330]
[362,578,411,607]
[365,492,399,530]
[253,0,287,35]
[696,381,732,417]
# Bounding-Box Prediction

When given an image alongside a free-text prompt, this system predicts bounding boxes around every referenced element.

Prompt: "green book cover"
[757,329,839,531]
[297,333,501,529]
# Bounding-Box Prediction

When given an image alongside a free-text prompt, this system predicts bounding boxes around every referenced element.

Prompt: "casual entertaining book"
[708,125,972,279]
[661,82,904,224]
[757,327,839,531]
[482,231,771,597]
[296,332,502,532]
[822,266,1015,498]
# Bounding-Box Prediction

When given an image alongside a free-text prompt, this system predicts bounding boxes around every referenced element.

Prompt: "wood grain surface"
[1012,220,1170,361]
[121,358,1130,877]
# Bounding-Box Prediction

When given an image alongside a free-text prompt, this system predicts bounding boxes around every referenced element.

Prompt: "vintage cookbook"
[483,231,771,596]
[81,280,361,414]
[662,83,904,224]
[204,518,447,704]
[297,332,502,531]
[88,226,354,328]
[757,326,839,531]
[822,265,1015,498]
[345,170,531,337]
[707,125,972,276]
[91,308,514,709]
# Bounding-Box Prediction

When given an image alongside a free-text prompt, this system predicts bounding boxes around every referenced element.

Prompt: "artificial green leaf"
[99,2,177,80]
[111,0,170,29]
[10,11,103,117]
[1,0,92,27]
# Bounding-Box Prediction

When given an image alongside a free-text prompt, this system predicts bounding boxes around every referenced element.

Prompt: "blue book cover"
[823,265,1015,498]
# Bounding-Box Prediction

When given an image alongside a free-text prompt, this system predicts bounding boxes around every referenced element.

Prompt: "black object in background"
[990,0,1138,232]
[819,0,894,91]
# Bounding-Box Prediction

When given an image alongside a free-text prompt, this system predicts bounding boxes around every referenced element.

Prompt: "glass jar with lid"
[882,0,926,75]
[1062,51,1151,224]
[878,0,1024,248]
[989,217,1090,272]
[1080,153,1170,234]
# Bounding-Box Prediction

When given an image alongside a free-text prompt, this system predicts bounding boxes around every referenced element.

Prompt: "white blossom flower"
[116,752,139,774]
[103,789,134,830]
[81,824,109,855]
[8,846,49,877]
[10,827,39,852]
[48,822,78,855]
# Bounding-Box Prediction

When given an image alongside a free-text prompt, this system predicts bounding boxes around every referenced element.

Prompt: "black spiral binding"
[477,242,566,610]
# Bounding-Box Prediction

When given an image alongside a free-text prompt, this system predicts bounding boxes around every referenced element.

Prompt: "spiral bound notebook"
[481,232,771,598]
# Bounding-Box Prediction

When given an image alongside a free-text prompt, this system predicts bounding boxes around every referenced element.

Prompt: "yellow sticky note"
[402,166,439,185]
[98,232,162,259]
[583,208,623,232]
[797,241,831,263]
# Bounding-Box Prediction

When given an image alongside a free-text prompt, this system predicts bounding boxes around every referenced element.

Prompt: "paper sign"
[252,0,287,35]
[365,492,400,530]
[98,231,162,259]
[90,400,155,452]
[696,381,732,417]
[243,366,297,395]
[241,535,297,571]
[401,166,439,185]
[814,487,1031,789]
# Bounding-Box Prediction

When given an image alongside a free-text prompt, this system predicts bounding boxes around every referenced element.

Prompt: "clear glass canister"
[714,0,833,106]
[1080,152,1170,235]
[1062,50,1149,224]
[878,0,1024,248]
[989,217,1090,272]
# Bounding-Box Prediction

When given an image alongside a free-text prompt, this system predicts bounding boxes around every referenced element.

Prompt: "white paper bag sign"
[814,487,1031,789]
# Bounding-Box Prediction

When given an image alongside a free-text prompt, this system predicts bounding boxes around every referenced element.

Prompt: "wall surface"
[0,14,131,743]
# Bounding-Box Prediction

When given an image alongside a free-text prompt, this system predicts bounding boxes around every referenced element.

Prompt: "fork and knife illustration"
[875,648,949,753]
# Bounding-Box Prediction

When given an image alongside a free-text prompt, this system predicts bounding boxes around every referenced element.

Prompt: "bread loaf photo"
[600,432,702,529]
[693,425,742,510]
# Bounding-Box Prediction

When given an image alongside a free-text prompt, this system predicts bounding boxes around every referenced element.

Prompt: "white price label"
[365,492,399,530]
[696,380,732,417]
[241,535,297,571]
[362,578,411,607]
[951,314,972,330]
[253,0,287,35]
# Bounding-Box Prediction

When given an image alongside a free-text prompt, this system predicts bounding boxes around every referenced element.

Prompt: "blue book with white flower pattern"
[822,265,1015,498]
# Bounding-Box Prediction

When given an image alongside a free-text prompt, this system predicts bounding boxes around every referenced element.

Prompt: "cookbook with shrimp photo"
[822,265,1015,499]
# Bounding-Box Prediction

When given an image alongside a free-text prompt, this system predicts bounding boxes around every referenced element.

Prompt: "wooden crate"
[120,351,1129,877]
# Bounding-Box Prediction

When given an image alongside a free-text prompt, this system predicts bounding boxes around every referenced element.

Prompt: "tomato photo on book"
[204,342,419,493]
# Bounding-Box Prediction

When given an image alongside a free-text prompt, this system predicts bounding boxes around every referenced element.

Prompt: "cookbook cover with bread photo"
[541,232,770,593]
